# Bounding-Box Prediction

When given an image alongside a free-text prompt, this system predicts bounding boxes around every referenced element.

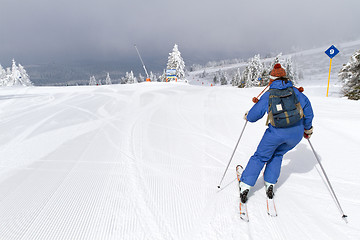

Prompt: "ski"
[236,164,243,182]
[266,198,277,217]
[265,184,278,217]
[236,165,249,222]
[240,202,249,222]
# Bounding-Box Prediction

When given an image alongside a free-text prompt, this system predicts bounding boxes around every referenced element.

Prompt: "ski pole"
[218,120,248,189]
[252,82,271,103]
[218,83,270,189]
[307,138,348,223]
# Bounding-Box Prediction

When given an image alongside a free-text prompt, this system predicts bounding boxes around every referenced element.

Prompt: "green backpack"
[266,87,304,128]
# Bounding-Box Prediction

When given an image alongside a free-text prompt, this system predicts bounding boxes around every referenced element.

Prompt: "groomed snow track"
[0,83,359,240]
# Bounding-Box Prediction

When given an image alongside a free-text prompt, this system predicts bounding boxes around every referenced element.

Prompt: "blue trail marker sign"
[325,45,339,97]
[325,45,339,59]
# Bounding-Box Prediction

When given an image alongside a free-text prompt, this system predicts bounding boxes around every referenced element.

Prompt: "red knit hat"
[270,63,286,79]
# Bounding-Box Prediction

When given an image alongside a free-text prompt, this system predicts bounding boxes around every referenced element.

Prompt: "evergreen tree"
[123,72,129,84]
[149,71,156,82]
[89,75,97,85]
[0,65,4,76]
[6,68,11,82]
[125,71,137,84]
[138,73,144,83]
[120,75,126,84]
[7,59,21,86]
[232,68,241,86]
[160,69,167,82]
[18,64,33,86]
[105,72,112,85]
[1,59,32,86]
[0,65,7,86]
[284,57,297,83]
[266,54,298,84]
[241,54,263,88]
[259,68,270,86]
[220,71,228,85]
[339,49,360,100]
[167,44,186,80]
[201,70,207,78]
[213,75,219,85]
[269,53,282,69]
[212,69,225,85]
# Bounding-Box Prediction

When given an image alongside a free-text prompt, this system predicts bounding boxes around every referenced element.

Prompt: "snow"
[1,42,360,239]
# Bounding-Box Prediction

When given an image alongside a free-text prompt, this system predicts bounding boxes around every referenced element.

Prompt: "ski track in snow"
[0,72,360,239]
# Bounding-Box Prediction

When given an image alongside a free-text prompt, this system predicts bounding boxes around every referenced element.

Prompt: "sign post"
[166,69,177,82]
[324,45,339,97]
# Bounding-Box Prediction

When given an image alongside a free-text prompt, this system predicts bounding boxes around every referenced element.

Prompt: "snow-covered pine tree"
[239,68,248,88]
[269,53,282,69]
[265,53,298,84]
[220,71,228,85]
[167,44,186,80]
[89,76,97,85]
[231,68,241,86]
[126,71,137,84]
[17,63,33,86]
[160,69,166,82]
[212,69,224,85]
[0,60,33,87]
[201,70,207,78]
[138,73,144,83]
[123,72,129,84]
[105,72,112,85]
[6,68,11,82]
[149,71,156,82]
[0,65,7,86]
[241,54,263,88]
[259,67,270,86]
[284,57,297,83]
[213,75,219,85]
[7,59,22,86]
[339,49,360,100]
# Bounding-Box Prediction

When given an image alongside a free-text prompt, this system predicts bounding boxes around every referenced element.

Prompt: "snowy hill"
[188,39,360,91]
[0,41,360,240]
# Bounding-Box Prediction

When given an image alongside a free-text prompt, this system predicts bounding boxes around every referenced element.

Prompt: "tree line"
[195,53,300,88]
[0,59,33,86]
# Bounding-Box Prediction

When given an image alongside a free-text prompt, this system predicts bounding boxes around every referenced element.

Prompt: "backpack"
[266,87,304,128]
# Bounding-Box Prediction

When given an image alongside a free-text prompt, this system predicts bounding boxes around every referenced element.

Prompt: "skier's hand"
[304,126,313,139]
[243,111,249,121]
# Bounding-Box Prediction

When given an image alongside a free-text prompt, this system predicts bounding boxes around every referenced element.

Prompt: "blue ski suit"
[240,80,314,186]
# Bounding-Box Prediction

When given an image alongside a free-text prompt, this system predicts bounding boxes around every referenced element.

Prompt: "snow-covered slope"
[0,41,360,239]
[0,82,359,240]
[188,39,360,90]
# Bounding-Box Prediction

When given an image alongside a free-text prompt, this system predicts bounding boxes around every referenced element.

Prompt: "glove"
[304,126,313,139]
[243,111,249,121]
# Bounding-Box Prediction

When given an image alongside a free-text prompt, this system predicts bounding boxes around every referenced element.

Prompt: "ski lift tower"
[134,44,151,82]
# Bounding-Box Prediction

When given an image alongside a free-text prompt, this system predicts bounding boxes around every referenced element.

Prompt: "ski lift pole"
[307,138,348,223]
[134,44,151,81]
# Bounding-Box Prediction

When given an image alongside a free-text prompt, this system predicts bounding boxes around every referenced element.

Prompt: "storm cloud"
[1,0,359,68]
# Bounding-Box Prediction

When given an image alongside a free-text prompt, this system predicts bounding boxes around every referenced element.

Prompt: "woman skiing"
[239,63,314,203]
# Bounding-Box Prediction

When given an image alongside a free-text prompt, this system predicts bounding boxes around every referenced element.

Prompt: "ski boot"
[239,181,251,203]
[265,181,275,199]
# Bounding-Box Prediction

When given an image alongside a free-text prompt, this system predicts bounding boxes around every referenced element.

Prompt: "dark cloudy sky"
[1,0,359,68]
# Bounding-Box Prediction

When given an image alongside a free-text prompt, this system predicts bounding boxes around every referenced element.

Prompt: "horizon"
[2,37,360,86]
